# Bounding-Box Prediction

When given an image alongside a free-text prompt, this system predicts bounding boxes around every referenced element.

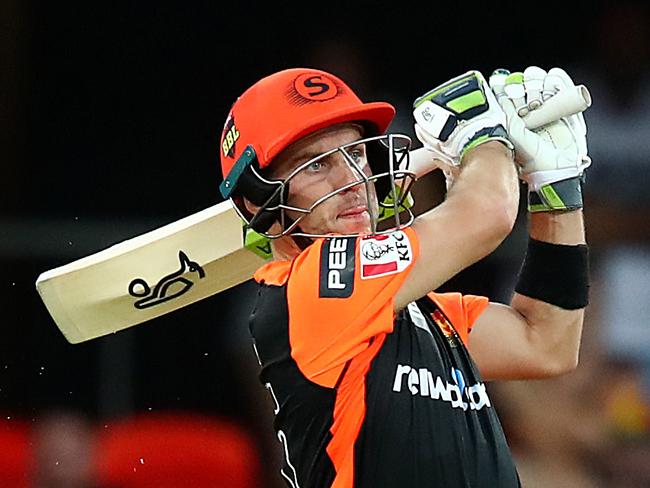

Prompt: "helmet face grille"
[231,133,416,239]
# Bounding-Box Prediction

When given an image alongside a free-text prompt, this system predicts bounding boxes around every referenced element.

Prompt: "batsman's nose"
[327,152,368,192]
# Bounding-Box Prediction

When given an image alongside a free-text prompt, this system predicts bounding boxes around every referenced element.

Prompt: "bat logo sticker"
[128,251,205,309]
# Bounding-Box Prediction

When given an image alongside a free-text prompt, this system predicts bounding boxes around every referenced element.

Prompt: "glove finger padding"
[490,66,591,212]
[503,72,529,117]
[543,67,573,101]
[523,66,546,110]
[544,68,583,137]
[490,71,540,166]
[413,70,512,169]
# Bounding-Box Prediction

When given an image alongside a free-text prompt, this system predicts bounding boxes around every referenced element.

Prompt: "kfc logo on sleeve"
[360,230,413,279]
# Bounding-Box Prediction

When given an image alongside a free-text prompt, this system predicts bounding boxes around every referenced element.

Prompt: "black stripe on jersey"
[249,283,337,487]
[319,236,356,298]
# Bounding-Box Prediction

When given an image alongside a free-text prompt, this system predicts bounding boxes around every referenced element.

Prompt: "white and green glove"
[413,70,513,171]
[489,67,591,212]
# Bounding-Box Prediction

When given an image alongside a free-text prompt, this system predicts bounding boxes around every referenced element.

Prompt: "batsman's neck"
[271,236,303,261]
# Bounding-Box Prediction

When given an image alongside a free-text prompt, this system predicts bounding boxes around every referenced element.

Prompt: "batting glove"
[489,67,591,212]
[413,70,513,169]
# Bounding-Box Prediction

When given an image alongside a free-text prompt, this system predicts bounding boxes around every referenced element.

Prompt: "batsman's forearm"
[447,142,520,229]
[511,210,587,374]
[511,293,584,374]
[529,210,586,245]
[402,142,519,305]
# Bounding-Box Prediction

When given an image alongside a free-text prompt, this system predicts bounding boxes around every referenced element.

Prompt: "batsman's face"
[271,124,378,235]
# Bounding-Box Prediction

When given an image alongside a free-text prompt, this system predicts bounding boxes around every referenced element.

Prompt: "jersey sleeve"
[286,227,419,387]
[427,292,490,346]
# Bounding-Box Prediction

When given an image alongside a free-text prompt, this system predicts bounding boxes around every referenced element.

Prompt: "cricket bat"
[36,201,271,343]
[37,87,591,343]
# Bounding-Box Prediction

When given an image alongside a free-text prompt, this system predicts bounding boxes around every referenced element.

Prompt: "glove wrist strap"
[460,125,512,161]
[528,175,584,213]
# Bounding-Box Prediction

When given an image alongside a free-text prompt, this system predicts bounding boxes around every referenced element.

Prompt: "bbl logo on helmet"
[222,114,240,158]
[286,73,343,106]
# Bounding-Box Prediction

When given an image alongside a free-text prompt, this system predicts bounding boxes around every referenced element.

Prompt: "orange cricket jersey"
[250,228,519,487]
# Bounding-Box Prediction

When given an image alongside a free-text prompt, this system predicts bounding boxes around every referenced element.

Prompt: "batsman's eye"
[348,149,363,163]
[307,160,326,173]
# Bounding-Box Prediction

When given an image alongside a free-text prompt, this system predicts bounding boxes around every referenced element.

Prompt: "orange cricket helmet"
[219,68,395,195]
[217,67,422,240]
[218,68,402,235]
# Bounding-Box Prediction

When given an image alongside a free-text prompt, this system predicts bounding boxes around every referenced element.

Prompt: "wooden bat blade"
[36,200,267,343]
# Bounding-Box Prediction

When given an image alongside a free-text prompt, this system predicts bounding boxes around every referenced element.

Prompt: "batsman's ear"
[241,197,284,235]
[242,197,260,216]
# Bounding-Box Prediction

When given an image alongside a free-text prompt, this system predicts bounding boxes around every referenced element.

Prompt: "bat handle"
[406,147,442,179]
[523,85,591,130]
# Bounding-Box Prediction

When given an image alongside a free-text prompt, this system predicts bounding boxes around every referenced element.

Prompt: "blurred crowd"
[0,410,264,488]
[2,1,650,487]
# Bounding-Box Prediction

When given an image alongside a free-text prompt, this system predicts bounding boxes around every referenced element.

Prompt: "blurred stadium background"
[2,1,650,486]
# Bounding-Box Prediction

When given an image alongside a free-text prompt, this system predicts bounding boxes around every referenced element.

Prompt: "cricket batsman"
[219,67,590,487]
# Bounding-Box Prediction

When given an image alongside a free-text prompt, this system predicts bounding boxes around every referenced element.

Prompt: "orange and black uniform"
[251,228,520,487]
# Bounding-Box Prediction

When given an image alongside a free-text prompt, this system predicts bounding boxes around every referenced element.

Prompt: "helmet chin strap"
[281,215,314,251]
